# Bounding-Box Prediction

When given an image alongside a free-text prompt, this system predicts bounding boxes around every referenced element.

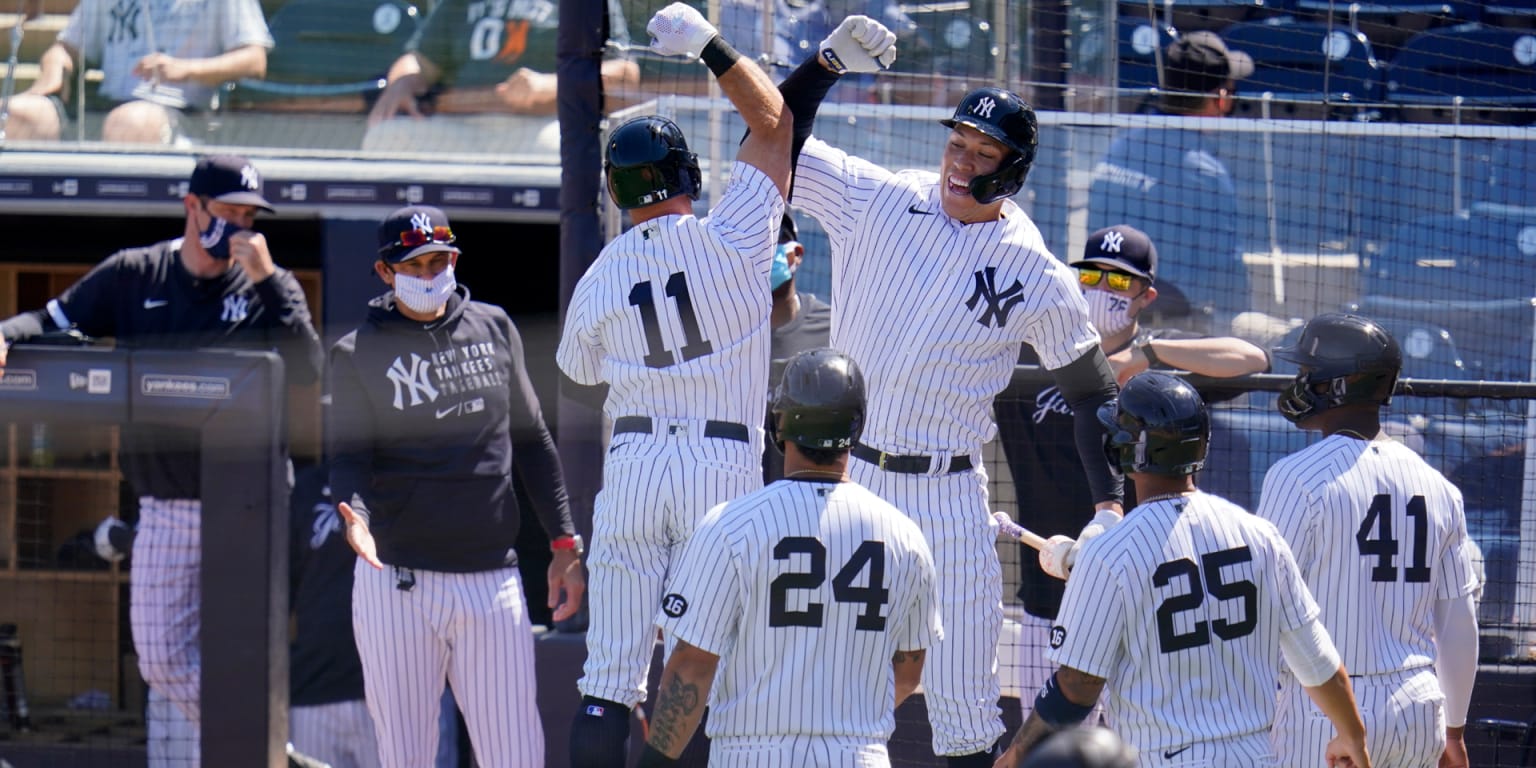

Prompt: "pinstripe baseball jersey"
[1047,490,1319,753]
[558,161,783,432]
[657,479,942,741]
[790,137,1099,454]
[1256,434,1480,675]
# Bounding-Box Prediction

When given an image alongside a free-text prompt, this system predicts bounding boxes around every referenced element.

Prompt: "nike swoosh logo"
[143,299,169,309]
[435,405,459,419]
[907,204,935,215]
[1163,746,1191,759]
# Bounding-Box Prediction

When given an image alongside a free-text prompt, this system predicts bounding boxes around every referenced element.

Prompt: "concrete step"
[0,13,69,63]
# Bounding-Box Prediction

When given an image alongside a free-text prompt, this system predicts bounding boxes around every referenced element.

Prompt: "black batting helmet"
[1098,371,1209,476]
[771,348,866,451]
[1273,312,1402,424]
[940,86,1039,203]
[605,116,702,210]
[1021,727,1138,768]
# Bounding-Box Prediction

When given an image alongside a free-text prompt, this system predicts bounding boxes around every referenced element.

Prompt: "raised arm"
[647,3,793,198]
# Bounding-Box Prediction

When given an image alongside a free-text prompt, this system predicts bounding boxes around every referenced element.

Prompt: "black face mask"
[197,203,246,260]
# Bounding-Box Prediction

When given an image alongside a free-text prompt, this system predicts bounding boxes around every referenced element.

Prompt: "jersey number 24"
[769,538,890,631]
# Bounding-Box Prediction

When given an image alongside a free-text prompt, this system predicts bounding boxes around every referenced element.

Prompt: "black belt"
[613,416,749,443]
[852,442,974,474]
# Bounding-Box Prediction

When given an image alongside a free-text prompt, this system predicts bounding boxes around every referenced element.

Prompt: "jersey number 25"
[1153,546,1258,654]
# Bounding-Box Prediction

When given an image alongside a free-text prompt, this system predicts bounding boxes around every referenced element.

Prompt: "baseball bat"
[992,511,1049,552]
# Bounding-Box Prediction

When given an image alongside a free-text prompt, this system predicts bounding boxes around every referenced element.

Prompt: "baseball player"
[328,205,584,768]
[777,54,1123,763]
[556,8,895,766]
[636,348,943,767]
[0,155,322,765]
[1257,313,1480,768]
[996,372,1372,768]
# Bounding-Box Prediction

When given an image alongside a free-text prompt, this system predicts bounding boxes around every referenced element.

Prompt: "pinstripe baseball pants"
[709,736,889,767]
[291,699,382,768]
[131,497,203,747]
[1135,732,1276,768]
[147,686,198,768]
[848,460,1004,757]
[352,561,543,768]
[1273,667,1445,768]
[579,425,760,708]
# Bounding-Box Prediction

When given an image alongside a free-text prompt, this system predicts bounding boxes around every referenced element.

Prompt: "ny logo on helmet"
[1101,230,1125,253]
[410,211,432,232]
[971,96,997,119]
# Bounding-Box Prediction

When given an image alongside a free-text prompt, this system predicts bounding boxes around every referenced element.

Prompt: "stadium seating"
[1468,139,1536,212]
[225,0,421,108]
[1484,0,1536,30]
[1385,23,1536,124]
[1290,0,1480,52]
[1118,0,1289,35]
[1114,12,1174,96]
[1220,17,1384,120]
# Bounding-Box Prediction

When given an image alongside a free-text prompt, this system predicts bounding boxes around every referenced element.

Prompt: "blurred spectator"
[364,0,638,155]
[4,0,271,144]
[1087,30,1254,327]
[763,210,832,482]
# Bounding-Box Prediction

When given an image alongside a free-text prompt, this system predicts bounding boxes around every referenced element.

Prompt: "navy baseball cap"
[377,205,459,263]
[188,154,274,212]
[1165,30,1254,95]
[1079,224,1157,280]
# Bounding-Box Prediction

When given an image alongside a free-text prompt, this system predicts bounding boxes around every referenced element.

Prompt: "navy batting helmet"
[1021,727,1138,768]
[605,116,702,210]
[1098,371,1209,476]
[771,348,866,451]
[940,86,1039,203]
[1273,312,1401,425]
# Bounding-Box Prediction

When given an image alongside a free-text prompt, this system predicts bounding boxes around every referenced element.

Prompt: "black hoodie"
[326,286,573,572]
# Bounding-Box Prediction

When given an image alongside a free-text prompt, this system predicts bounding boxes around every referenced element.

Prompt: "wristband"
[1033,671,1095,728]
[551,534,584,556]
[1135,332,1162,369]
[700,36,741,78]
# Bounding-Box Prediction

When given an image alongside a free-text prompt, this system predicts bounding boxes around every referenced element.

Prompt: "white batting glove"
[819,15,897,74]
[1038,535,1075,581]
[1065,508,1123,571]
[648,2,719,59]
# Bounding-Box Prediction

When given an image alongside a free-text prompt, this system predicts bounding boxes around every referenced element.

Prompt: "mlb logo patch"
[584,704,606,717]
[1049,626,1067,649]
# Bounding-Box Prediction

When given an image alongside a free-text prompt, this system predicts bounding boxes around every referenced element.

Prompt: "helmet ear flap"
[968,153,1032,204]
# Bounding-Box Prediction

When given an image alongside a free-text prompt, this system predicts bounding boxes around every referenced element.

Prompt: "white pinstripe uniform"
[656,479,943,767]
[1257,435,1480,768]
[558,161,784,708]
[790,136,1099,756]
[1048,491,1321,767]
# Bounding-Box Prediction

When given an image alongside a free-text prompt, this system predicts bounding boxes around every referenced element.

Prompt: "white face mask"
[393,264,456,314]
[1086,289,1135,336]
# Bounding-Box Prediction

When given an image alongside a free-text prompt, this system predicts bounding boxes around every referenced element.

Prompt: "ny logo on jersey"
[108,0,141,43]
[661,593,689,618]
[221,294,249,323]
[1100,229,1125,253]
[386,353,439,409]
[1049,625,1066,649]
[240,165,260,191]
[971,96,997,119]
[964,267,1025,328]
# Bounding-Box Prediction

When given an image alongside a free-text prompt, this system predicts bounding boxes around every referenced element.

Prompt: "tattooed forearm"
[648,672,702,754]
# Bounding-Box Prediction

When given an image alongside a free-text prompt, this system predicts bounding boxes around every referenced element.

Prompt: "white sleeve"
[55,0,94,57]
[1435,491,1482,601]
[1256,466,1318,572]
[1044,549,1126,678]
[788,137,892,251]
[1433,593,1478,727]
[895,536,943,652]
[1279,616,1342,688]
[706,162,784,277]
[1268,525,1322,633]
[655,507,744,657]
[225,0,275,49]
[555,278,605,386]
[1022,258,1102,370]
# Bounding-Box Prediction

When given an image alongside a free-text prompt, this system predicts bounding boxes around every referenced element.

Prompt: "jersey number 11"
[629,272,714,368]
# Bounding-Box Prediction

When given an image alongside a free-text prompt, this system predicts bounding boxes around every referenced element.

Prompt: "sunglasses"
[382,225,455,253]
[1078,268,1136,292]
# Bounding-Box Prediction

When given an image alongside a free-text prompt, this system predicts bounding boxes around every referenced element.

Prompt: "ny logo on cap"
[1100,229,1125,253]
[410,211,432,232]
[240,165,259,191]
[971,96,997,119]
